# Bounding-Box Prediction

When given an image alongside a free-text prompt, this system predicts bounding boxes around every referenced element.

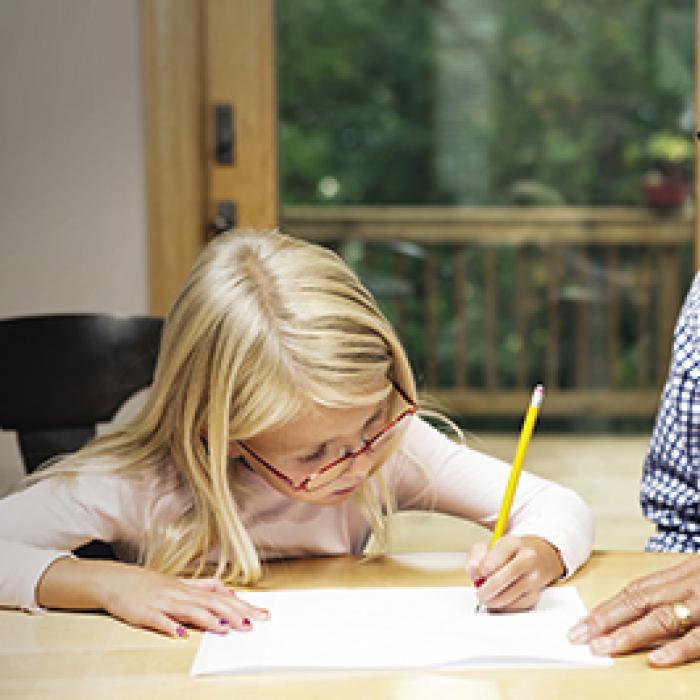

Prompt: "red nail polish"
[473,577,486,588]
[176,625,187,638]
[242,617,251,626]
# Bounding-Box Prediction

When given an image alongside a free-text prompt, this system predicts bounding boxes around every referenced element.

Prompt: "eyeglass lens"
[303,418,404,491]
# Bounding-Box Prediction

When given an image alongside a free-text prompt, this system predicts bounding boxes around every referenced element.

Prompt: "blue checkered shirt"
[641,271,700,551]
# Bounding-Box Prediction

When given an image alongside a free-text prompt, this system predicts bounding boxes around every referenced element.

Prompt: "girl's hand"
[100,566,270,638]
[569,558,700,667]
[37,558,269,638]
[465,535,565,611]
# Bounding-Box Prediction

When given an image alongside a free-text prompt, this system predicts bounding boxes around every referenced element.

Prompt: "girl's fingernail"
[219,618,229,626]
[176,625,187,638]
[473,577,486,588]
[242,617,251,626]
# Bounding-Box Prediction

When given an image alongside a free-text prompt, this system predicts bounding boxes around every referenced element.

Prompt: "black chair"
[0,313,164,558]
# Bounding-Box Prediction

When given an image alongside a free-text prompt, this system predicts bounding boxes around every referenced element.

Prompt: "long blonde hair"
[36,229,416,584]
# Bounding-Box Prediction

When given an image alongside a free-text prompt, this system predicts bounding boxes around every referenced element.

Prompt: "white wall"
[0,0,147,494]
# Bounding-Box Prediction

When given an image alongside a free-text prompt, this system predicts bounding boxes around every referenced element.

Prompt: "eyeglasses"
[237,382,417,493]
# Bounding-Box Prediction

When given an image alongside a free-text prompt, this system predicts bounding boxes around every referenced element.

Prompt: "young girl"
[0,229,593,638]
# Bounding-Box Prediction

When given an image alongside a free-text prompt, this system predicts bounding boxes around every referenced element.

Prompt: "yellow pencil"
[474,384,545,612]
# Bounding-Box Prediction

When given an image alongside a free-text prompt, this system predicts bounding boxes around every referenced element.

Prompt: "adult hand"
[466,535,565,611]
[569,557,700,667]
[38,558,270,638]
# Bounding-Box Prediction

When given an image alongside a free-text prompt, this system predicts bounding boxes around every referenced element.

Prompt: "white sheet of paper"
[190,585,611,675]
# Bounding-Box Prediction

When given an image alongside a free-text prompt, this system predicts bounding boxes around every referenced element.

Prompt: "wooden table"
[1,551,699,699]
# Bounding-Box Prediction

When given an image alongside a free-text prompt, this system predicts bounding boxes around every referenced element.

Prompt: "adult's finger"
[570,579,692,643]
[588,596,700,657]
[617,558,700,596]
[648,627,700,667]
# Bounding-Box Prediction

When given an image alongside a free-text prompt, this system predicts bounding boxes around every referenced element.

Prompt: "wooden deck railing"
[282,206,695,418]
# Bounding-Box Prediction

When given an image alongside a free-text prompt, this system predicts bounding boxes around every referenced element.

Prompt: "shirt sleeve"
[641,271,700,552]
[0,473,140,610]
[387,416,594,577]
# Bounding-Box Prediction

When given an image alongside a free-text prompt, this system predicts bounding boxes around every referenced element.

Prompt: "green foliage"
[278,0,451,204]
[279,0,694,206]
[278,1,695,424]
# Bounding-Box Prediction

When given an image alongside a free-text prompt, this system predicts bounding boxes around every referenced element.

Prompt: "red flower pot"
[643,178,689,210]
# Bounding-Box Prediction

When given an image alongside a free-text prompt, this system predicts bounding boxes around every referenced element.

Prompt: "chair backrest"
[0,314,163,472]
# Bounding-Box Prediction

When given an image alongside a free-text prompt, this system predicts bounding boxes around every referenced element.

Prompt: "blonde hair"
[35,229,417,584]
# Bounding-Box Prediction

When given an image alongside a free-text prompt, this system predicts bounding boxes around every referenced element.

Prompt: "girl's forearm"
[35,556,126,610]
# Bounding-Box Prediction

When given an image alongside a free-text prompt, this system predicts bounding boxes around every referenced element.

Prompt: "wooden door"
[141,0,278,316]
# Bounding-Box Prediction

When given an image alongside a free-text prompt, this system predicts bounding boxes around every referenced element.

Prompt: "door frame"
[141,0,278,315]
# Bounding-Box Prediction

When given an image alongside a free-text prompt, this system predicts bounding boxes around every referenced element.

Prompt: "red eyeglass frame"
[237,382,417,492]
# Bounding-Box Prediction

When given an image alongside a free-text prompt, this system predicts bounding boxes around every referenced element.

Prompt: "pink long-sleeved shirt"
[0,416,594,609]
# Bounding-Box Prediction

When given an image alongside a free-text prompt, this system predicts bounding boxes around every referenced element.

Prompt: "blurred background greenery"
[279,0,694,207]
[277,0,696,431]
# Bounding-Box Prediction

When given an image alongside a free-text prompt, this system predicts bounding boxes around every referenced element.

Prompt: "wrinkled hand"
[98,565,270,638]
[465,535,565,611]
[569,557,700,667]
